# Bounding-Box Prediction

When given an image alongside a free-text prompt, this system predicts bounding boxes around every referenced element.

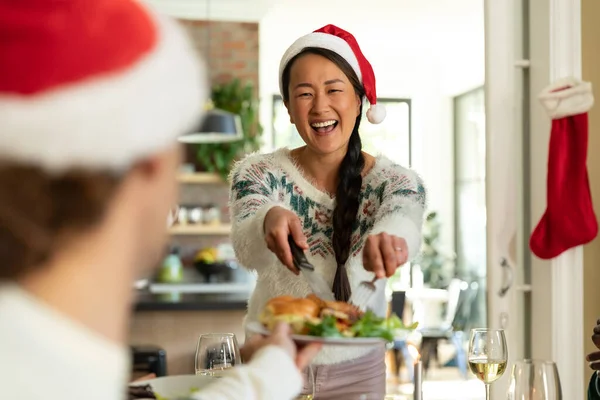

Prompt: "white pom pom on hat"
[366,103,386,124]
[279,24,386,124]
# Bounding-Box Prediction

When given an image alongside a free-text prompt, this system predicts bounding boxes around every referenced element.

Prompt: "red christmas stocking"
[530,77,598,259]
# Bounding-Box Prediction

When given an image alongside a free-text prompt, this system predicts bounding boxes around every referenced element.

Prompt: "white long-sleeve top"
[0,284,303,400]
[229,148,427,365]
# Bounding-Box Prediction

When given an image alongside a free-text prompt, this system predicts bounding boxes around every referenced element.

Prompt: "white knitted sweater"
[229,148,426,365]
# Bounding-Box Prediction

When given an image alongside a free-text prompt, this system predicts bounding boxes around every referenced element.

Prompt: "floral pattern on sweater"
[230,150,426,261]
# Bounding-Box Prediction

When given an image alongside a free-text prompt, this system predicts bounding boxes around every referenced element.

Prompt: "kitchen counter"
[130,291,248,375]
[134,291,250,312]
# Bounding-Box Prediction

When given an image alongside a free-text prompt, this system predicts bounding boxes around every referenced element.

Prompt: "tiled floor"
[386,376,484,399]
[385,363,484,400]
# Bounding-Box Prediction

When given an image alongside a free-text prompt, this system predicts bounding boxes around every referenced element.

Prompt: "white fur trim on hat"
[0,12,206,174]
[538,77,594,119]
[278,32,362,98]
[367,103,386,124]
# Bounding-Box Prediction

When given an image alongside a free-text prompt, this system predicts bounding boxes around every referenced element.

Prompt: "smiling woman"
[229,24,427,399]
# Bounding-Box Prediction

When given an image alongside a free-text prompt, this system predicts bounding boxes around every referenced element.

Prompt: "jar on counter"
[176,207,189,225]
[203,203,221,225]
[188,206,203,224]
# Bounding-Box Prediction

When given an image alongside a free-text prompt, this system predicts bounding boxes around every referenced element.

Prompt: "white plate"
[130,374,217,399]
[246,321,408,346]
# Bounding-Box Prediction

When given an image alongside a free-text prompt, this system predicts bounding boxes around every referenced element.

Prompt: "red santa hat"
[0,0,207,173]
[278,24,386,124]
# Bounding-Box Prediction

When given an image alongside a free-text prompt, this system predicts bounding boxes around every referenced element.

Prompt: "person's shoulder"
[233,150,275,169]
[365,154,427,206]
[369,154,423,186]
[230,150,278,177]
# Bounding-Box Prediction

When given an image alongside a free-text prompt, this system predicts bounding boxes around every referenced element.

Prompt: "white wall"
[259,0,484,250]
[144,0,274,22]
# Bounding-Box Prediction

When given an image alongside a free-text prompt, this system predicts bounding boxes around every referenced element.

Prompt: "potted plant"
[414,211,455,289]
[193,78,263,180]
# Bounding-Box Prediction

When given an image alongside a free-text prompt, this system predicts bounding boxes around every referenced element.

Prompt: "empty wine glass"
[507,359,562,400]
[195,333,241,377]
[294,365,315,400]
[468,328,508,400]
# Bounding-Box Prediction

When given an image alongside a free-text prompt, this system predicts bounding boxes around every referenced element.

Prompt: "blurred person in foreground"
[0,1,320,399]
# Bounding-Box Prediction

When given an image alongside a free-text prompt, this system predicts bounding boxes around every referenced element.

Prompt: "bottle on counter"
[157,246,184,283]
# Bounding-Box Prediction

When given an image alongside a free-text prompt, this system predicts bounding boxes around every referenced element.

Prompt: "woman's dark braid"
[331,119,364,302]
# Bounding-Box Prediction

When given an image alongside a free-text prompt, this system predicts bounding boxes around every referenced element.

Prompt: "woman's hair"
[282,47,365,302]
[0,165,121,280]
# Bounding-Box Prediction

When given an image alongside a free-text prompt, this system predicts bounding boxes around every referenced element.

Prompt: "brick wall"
[177,20,260,168]
[178,20,259,90]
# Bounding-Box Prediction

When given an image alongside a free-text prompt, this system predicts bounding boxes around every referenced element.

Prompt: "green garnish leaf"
[306,315,343,337]
[350,311,419,342]
[302,310,418,342]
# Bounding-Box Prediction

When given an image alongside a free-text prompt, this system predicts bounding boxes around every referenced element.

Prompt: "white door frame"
[529,0,584,397]
[546,0,584,397]
[485,0,526,397]
[487,0,584,398]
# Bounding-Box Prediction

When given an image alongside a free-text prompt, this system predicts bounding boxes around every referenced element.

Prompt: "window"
[453,87,485,280]
[453,86,486,327]
[271,95,412,166]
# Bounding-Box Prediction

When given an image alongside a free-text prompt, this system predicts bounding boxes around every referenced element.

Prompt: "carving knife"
[288,235,335,302]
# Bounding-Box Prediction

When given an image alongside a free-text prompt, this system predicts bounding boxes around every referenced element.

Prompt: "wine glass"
[294,366,315,400]
[195,333,241,377]
[468,328,508,400]
[506,359,562,399]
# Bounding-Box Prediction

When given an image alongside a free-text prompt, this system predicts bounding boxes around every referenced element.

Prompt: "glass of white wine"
[294,366,315,400]
[468,328,508,400]
[195,333,241,377]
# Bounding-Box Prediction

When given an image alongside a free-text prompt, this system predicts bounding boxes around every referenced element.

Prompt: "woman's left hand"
[363,232,408,278]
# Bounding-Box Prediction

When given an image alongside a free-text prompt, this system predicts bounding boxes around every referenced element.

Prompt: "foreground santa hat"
[0,0,207,173]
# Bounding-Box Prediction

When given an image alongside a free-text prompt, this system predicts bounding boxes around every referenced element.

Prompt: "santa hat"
[278,24,386,124]
[0,0,207,173]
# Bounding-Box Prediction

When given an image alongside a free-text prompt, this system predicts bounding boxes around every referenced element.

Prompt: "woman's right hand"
[264,206,308,274]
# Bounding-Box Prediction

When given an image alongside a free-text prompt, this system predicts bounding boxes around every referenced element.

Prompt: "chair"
[418,280,478,378]
[389,291,417,380]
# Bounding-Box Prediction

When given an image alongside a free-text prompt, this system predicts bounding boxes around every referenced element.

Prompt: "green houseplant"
[194,78,263,180]
[416,211,455,288]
